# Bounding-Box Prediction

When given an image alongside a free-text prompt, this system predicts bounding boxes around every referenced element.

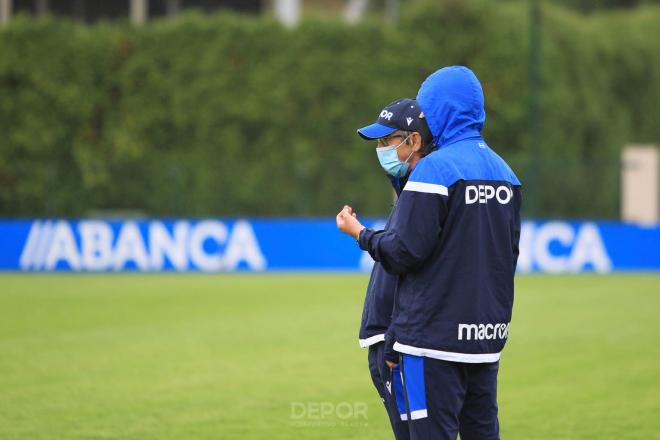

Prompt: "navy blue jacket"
[358,176,406,348]
[358,66,522,363]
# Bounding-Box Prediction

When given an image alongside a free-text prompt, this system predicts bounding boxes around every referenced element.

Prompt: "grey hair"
[401,130,435,156]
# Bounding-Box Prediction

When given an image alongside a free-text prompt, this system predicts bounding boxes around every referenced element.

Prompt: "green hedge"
[1,1,659,218]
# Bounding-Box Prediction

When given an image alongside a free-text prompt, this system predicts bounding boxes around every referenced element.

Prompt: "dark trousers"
[368,342,410,440]
[400,354,500,440]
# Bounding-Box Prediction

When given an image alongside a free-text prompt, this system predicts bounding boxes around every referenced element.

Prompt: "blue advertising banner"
[0,219,658,273]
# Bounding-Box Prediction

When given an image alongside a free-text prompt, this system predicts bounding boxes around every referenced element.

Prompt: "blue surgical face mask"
[376,135,414,177]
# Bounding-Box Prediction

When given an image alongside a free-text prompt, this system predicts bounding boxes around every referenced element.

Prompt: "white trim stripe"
[393,342,501,364]
[358,333,385,348]
[410,409,428,420]
[400,410,428,421]
[403,181,448,196]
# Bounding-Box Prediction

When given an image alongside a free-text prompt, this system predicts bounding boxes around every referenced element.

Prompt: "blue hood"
[416,66,486,148]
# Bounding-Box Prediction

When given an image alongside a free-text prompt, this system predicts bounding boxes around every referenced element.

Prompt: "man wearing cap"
[354,98,435,440]
[337,66,522,439]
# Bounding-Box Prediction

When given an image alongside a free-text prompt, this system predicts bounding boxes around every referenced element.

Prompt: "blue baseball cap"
[357,98,423,140]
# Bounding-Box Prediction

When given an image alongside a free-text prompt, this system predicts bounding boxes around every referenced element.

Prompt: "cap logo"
[380,110,394,121]
[406,117,413,126]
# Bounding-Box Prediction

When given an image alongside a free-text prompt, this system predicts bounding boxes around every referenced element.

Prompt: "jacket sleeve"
[358,168,449,275]
[511,187,523,273]
[383,328,399,363]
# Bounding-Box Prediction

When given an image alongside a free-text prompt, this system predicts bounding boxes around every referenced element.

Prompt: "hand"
[336,205,364,239]
[386,360,398,370]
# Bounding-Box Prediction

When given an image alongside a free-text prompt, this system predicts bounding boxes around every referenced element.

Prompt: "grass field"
[1,274,659,439]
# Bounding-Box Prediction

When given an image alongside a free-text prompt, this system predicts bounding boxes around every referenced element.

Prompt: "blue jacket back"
[359,66,522,363]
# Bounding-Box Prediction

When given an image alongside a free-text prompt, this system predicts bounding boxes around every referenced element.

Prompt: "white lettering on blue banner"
[517,222,612,273]
[18,220,266,272]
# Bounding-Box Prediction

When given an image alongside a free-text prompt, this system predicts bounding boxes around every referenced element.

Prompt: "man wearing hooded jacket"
[337,66,522,439]
[354,98,435,440]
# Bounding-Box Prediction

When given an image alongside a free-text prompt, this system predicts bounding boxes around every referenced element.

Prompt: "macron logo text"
[458,323,509,340]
